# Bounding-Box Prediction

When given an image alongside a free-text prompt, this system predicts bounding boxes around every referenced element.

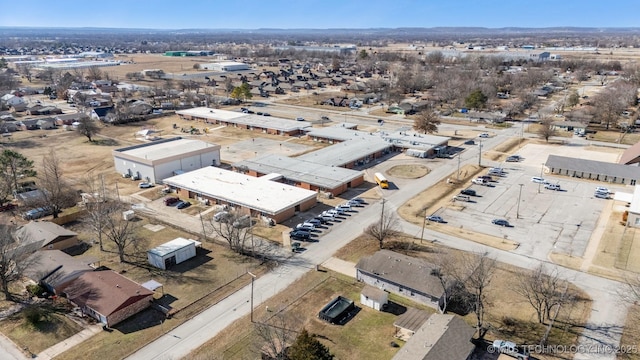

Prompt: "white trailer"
[406,149,428,158]
[147,238,200,270]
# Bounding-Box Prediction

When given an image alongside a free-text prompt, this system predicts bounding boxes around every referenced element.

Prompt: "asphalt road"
[127,126,629,360]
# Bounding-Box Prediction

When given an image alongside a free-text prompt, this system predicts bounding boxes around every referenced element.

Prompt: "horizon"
[0,0,638,30]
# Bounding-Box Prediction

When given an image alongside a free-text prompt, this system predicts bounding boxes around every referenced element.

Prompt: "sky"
[1,0,638,30]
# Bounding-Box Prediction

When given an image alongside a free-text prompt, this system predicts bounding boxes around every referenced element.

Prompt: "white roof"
[628,186,640,214]
[148,237,197,257]
[297,136,392,167]
[114,137,220,162]
[176,107,312,132]
[163,167,317,215]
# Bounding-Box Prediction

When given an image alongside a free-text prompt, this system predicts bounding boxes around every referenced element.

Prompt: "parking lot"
[436,143,626,259]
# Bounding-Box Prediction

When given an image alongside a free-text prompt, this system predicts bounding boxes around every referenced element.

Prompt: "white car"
[472,178,487,185]
[296,223,315,230]
[138,182,154,188]
[544,183,561,191]
[322,210,339,218]
[531,177,547,184]
[479,133,490,138]
[595,187,610,194]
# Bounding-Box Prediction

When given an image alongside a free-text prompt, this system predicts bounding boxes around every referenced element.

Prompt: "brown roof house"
[63,270,154,327]
[24,250,97,294]
[16,221,80,252]
[356,250,446,310]
[391,314,475,360]
[620,141,640,166]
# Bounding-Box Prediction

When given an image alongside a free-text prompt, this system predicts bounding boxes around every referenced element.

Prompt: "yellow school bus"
[374,172,389,189]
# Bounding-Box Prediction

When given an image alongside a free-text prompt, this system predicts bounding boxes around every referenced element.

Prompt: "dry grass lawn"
[386,164,429,179]
[619,305,640,360]
[0,305,84,355]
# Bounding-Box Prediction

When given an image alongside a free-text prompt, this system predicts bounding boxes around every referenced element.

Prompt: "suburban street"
[126,124,630,360]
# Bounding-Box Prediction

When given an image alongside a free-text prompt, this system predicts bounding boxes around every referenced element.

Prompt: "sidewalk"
[321,257,357,278]
[36,324,103,360]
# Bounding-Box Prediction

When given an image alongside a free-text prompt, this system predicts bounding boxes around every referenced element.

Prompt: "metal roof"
[162,167,317,215]
[147,237,197,257]
[297,136,391,167]
[176,107,312,132]
[546,154,640,180]
[113,137,220,162]
[234,153,363,190]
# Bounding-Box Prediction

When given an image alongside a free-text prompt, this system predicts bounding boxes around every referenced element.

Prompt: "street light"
[517,184,523,219]
[248,271,256,322]
[478,139,483,167]
[538,163,544,193]
[456,153,461,182]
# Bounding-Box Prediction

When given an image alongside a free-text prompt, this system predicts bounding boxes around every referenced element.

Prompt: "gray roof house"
[24,250,97,294]
[355,250,447,309]
[391,314,476,360]
[16,221,79,252]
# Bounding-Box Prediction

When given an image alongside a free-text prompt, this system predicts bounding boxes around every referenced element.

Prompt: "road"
[127,124,629,360]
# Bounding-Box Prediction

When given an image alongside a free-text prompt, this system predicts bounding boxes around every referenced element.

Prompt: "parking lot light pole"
[457,153,461,182]
[478,139,483,167]
[538,163,544,193]
[248,271,256,322]
[517,184,523,218]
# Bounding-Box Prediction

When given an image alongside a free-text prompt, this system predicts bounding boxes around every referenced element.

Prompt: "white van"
[453,194,471,202]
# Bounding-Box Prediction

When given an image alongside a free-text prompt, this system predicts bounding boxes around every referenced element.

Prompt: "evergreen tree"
[288,329,334,360]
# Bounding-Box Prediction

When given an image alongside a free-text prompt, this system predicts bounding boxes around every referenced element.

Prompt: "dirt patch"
[386,164,429,179]
[485,138,528,162]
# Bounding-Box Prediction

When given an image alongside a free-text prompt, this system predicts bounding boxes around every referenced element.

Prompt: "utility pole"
[379,199,385,237]
[199,211,207,242]
[478,139,482,167]
[517,184,523,219]
[538,163,544,193]
[456,153,461,182]
[420,209,427,244]
[248,271,256,323]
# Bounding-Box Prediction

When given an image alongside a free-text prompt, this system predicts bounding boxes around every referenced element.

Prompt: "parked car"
[472,178,487,185]
[336,203,351,211]
[164,197,180,206]
[323,210,339,217]
[461,189,477,196]
[479,132,490,138]
[296,222,315,231]
[233,215,251,228]
[22,207,52,220]
[464,140,475,145]
[350,197,367,204]
[213,211,230,222]
[262,113,271,116]
[531,176,547,184]
[426,215,445,223]
[595,192,610,199]
[290,230,311,240]
[506,155,521,162]
[544,183,561,191]
[492,219,511,227]
[306,219,322,227]
[332,207,347,215]
[138,182,154,189]
[296,117,305,121]
[453,194,471,202]
[478,175,493,182]
[595,187,610,194]
[176,201,191,209]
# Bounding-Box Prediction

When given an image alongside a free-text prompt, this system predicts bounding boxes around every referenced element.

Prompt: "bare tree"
[86,66,103,81]
[254,312,301,360]
[0,225,32,301]
[537,117,557,142]
[592,87,626,130]
[414,108,441,134]
[82,173,118,251]
[452,252,496,338]
[103,204,140,262]
[36,151,77,219]
[365,200,400,249]
[208,210,253,255]
[75,114,100,142]
[513,265,571,324]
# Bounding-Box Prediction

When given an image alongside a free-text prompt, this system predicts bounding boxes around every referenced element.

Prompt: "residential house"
[391,314,476,360]
[24,250,97,294]
[355,250,446,309]
[26,105,63,116]
[36,118,56,130]
[16,221,80,252]
[393,307,431,341]
[62,270,154,327]
[1,94,25,108]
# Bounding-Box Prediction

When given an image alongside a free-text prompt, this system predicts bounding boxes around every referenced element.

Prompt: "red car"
[163,197,180,206]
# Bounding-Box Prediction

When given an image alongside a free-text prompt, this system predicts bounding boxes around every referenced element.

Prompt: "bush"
[23,306,47,326]
[26,284,46,297]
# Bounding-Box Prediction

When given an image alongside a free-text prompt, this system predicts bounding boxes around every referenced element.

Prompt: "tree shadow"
[90,138,119,146]
[382,301,407,316]
[113,307,166,334]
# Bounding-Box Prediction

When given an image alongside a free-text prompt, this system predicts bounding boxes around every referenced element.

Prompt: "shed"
[147,238,201,270]
[318,296,355,324]
[360,285,388,311]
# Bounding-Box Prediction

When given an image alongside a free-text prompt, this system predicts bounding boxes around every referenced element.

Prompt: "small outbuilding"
[360,285,388,311]
[147,238,201,270]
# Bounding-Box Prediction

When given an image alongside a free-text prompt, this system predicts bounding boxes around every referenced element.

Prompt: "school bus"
[374,172,389,189]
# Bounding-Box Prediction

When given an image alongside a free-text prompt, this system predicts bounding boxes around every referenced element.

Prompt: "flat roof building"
[233,153,365,196]
[546,154,640,185]
[297,136,393,168]
[163,167,317,223]
[112,137,221,183]
[176,107,312,136]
